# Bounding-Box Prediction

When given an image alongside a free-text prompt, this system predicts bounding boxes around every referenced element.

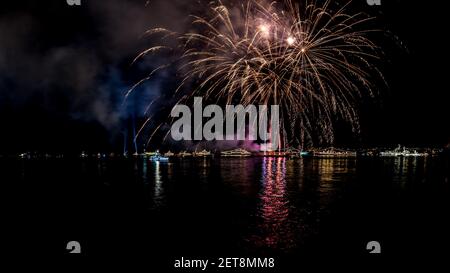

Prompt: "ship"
[403,150,425,157]
[380,145,428,157]
[19,152,31,159]
[380,151,398,157]
[260,150,289,157]
[193,150,212,157]
[312,147,357,158]
[149,154,169,162]
[221,148,252,157]
[149,151,169,162]
[144,151,157,157]
[178,151,193,157]
[300,151,312,157]
[380,144,403,157]
[164,151,175,157]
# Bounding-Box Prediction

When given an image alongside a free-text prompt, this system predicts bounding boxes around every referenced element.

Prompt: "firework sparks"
[286,36,296,45]
[133,0,384,147]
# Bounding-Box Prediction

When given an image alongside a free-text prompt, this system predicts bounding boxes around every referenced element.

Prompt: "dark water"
[3,156,450,268]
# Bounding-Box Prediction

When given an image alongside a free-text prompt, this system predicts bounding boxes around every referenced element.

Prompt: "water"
[3,156,449,267]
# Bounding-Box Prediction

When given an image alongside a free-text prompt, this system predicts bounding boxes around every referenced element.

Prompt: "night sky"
[0,0,448,154]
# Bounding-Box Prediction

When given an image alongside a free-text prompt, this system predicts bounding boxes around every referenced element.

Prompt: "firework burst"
[132,0,384,147]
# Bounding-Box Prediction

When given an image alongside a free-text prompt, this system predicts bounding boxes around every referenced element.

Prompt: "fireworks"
[133,0,384,147]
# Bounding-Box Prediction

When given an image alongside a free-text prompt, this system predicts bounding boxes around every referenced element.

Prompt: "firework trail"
[132,0,383,147]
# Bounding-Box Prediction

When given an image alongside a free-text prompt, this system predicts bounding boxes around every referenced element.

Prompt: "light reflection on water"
[255,157,292,249]
[244,158,357,250]
[87,156,448,253]
[154,161,163,204]
[4,154,448,259]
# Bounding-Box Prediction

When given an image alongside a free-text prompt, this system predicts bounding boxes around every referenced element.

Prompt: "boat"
[150,155,169,162]
[380,145,428,157]
[313,147,357,158]
[261,151,288,157]
[221,148,252,157]
[379,151,401,157]
[149,151,169,162]
[164,151,175,157]
[144,151,157,157]
[284,148,301,158]
[403,150,426,157]
[258,147,299,158]
[300,151,312,157]
[193,150,212,157]
[380,144,403,157]
[178,151,192,157]
[19,152,31,159]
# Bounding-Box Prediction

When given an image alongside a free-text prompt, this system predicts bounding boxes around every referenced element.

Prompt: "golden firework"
[133,0,383,147]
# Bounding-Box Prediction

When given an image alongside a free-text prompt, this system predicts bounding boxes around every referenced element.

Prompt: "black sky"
[0,0,448,154]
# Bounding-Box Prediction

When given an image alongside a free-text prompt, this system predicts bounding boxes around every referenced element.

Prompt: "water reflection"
[81,155,447,254]
[140,159,166,209]
[315,159,355,210]
[220,158,257,195]
[250,157,296,250]
[142,159,148,182]
[200,158,210,180]
[7,155,448,257]
[246,158,357,250]
[389,157,430,187]
[153,161,165,208]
